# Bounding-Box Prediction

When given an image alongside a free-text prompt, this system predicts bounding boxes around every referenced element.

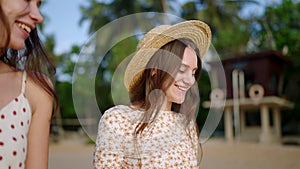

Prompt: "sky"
[41,0,90,54]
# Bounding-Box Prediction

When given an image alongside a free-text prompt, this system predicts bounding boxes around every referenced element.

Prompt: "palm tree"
[182,0,259,58]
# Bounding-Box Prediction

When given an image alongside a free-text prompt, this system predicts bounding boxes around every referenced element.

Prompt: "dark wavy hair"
[0,7,58,114]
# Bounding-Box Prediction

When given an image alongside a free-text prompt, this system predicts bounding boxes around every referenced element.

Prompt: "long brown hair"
[129,38,202,165]
[0,8,58,114]
[130,38,201,133]
[0,5,10,55]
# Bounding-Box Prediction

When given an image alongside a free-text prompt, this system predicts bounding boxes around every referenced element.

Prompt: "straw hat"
[124,20,212,91]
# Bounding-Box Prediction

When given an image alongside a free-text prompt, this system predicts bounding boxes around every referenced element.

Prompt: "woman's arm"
[25,77,53,169]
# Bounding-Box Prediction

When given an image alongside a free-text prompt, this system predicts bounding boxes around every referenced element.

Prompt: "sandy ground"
[200,139,300,169]
[49,138,300,169]
[49,143,94,169]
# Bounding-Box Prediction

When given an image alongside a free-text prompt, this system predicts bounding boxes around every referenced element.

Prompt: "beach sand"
[49,137,300,169]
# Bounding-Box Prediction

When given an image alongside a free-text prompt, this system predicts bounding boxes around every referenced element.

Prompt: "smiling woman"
[93,20,211,168]
[2,0,43,49]
[0,0,58,169]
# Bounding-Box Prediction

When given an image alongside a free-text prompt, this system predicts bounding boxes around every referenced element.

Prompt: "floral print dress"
[94,105,200,169]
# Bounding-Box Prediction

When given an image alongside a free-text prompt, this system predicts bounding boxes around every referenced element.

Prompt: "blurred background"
[38,0,300,168]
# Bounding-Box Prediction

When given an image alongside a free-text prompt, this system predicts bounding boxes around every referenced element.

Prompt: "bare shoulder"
[25,73,54,116]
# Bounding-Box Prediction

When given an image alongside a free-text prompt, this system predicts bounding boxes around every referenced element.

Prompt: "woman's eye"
[179,69,185,73]
[179,67,186,72]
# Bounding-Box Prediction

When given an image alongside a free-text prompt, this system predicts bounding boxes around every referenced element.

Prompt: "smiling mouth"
[17,23,31,34]
[175,84,188,92]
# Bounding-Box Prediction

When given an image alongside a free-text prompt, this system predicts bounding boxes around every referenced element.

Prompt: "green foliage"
[55,82,76,118]
[44,35,55,55]
[255,0,300,65]
[181,2,197,20]
[109,37,138,71]
[197,70,211,127]
[79,0,168,35]
[95,37,138,112]
[190,0,255,58]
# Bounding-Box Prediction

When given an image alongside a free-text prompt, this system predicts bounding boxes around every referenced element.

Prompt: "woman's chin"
[173,98,185,104]
[8,40,25,50]
[9,45,25,50]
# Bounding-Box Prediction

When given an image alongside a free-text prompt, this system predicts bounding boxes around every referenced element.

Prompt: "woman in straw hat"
[94,20,211,168]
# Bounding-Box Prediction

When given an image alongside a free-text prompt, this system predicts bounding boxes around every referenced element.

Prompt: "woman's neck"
[162,100,172,111]
[0,60,15,74]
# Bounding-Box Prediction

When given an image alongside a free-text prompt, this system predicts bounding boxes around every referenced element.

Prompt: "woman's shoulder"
[101,105,143,125]
[25,72,53,115]
[105,105,131,113]
[103,104,130,114]
[102,105,133,120]
[98,105,141,136]
[26,71,53,88]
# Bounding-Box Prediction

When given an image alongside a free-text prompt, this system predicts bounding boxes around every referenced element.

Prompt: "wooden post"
[260,105,272,143]
[273,107,281,139]
[224,107,234,143]
[240,109,246,133]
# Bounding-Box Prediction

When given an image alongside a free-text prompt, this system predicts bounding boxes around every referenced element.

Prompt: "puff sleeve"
[93,109,125,168]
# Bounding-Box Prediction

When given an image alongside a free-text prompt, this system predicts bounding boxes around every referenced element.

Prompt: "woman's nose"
[29,5,44,24]
[183,71,195,85]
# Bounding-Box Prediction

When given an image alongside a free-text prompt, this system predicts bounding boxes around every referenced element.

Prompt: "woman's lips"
[17,22,32,33]
[15,21,31,39]
[175,84,188,92]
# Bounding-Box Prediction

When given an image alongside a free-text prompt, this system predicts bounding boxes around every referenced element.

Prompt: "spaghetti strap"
[21,71,27,94]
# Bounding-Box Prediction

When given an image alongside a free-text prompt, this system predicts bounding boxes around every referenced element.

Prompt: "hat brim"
[124,20,211,91]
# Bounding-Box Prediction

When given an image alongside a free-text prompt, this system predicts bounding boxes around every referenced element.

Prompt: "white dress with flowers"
[94,105,200,169]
